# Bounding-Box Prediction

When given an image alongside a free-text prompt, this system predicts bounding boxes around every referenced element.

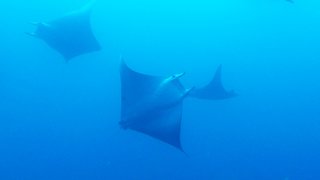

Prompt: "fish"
[27,1,101,61]
[189,64,237,100]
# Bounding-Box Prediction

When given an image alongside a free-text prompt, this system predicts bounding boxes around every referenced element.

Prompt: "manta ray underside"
[27,1,101,61]
[120,61,236,151]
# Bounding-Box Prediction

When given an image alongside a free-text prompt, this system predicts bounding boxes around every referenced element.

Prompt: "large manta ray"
[120,60,236,151]
[27,1,101,61]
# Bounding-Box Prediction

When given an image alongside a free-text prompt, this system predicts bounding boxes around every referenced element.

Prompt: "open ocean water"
[0,0,320,179]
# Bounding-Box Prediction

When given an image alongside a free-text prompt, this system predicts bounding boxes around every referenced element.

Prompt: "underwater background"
[1,0,320,179]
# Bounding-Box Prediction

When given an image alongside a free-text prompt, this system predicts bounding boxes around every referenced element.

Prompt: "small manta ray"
[26,1,101,61]
[189,64,237,100]
[120,60,236,151]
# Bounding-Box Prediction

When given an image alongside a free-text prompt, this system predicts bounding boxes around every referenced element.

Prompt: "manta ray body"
[27,1,101,61]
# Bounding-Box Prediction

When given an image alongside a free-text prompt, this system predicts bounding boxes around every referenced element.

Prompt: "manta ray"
[120,60,236,151]
[27,1,101,61]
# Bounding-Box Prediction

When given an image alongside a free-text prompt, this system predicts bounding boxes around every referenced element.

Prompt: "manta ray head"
[159,72,185,87]
[168,72,185,81]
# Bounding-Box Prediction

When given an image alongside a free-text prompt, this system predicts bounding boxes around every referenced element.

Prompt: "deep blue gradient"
[0,0,320,179]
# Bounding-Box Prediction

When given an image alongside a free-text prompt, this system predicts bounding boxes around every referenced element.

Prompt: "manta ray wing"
[190,65,236,100]
[129,104,183,150]
[120,61,164,117]
[29,1,101,60]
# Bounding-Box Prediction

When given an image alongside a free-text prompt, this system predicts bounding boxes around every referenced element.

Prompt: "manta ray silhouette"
[120,60,236,151]
[27,1,101,61]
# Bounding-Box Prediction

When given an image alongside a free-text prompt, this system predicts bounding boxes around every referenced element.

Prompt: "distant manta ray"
[26,1,101,61]
[120,60,236,151]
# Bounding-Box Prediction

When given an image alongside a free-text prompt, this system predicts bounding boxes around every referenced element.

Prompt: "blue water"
[1,0,320,179]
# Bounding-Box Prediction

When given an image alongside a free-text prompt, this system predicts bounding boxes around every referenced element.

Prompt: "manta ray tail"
[189,65,237,100]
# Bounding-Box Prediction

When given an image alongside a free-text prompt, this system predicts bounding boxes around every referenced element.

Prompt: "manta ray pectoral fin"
[189,65,237,100]
[128,104,184,151]
[120,60,166,117]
